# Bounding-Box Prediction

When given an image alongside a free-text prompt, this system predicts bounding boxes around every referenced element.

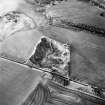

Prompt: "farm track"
[20,83,49,105]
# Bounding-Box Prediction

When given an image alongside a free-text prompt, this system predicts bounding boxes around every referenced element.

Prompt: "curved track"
[21,83,50,105]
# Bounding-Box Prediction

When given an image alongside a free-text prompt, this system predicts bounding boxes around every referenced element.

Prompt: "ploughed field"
[1,0,105,105]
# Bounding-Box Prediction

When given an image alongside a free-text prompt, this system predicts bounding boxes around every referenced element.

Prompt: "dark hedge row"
[60,20,105,37]
[34,0,67,6]
[91,0,105,10]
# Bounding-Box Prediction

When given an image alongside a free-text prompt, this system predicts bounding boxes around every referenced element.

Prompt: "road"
[47,79,105,105]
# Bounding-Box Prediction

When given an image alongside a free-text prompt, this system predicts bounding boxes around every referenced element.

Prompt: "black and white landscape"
[0,0,105,105]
